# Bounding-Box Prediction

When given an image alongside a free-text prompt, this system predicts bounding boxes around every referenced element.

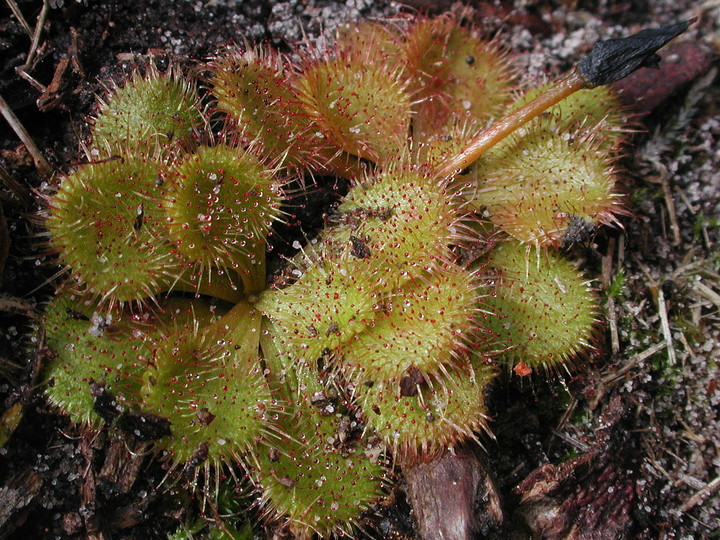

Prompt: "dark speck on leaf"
[133,204,144,232]
[182,442,210,477]
[65,308,89,321]
[325,321,339,337]
[562,216,596,246]
[400,367,424,397]
[193,407,215,426]
[350,235,371,259]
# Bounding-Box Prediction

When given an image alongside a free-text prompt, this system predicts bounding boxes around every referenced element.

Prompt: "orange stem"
[435,70,588,180]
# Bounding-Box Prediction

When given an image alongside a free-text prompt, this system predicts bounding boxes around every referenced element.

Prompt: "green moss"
[692,211,720,242]
[606,269,626,298]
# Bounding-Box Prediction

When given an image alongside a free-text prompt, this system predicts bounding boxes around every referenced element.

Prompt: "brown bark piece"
[0,470,42,539]
[513,395,638,539]
[77,432,108,540]
[404,447,502,540]
[109,497,154,531]
[97,436,145,495]
[0,206,8,274]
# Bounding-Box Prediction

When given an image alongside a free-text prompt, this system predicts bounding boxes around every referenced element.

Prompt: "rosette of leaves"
[38,8,668,536]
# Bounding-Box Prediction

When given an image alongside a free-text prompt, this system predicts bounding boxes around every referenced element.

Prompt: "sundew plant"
[39,11,689,538]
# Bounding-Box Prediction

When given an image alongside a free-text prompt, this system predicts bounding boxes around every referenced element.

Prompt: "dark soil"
[1,1,718,538]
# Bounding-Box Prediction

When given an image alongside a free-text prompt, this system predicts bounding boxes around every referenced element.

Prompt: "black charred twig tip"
[578,19,696,87]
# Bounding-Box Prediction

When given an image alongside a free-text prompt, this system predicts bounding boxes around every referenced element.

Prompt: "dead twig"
[602,237,620,355]
[0,93,53,177]
[15,0,50,74]
[4,0,32,35]
[656,165,682,246]
[551,429,591,453]
[657,288,677,365]
[676,331,697,360]
[676,473,705,490]
[694,280,720,309]
[0,162,33,205]
[679,475,720,513]
[601,340,668,385]
[0,295,36,318]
